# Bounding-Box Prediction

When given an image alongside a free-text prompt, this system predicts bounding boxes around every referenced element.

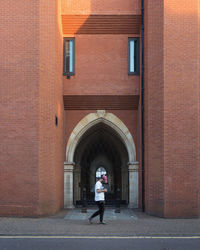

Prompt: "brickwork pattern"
[63,95,139,110]
[62,15,141,35]
[61,0,140,15]
[63,34,140,96]
[0,0,40,216]
[0,0,64,216]
[38,0,64,215]
[62,1,140,96]
[1,0,199,218]
[144,0,165,217]
[163,0,199,218]
[144,0,200,218]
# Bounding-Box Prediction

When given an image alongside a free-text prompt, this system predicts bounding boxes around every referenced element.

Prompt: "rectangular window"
[128,38,140,75]
[63,38,75,75]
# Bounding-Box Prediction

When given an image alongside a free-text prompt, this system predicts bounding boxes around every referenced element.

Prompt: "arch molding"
[66,110,136,164]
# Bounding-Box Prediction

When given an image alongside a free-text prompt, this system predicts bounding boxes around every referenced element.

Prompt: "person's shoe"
[88,217,92,224]
[99,221,107,225]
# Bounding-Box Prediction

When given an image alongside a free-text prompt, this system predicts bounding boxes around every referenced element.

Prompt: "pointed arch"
[66,110,136,163]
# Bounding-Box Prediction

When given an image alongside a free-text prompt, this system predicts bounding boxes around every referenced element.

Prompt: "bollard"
[115,188,121,213]
[81,187,87,213]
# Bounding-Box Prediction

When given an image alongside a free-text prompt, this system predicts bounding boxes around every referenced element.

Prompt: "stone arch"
[66,110,136,164]
[64,110,139,208]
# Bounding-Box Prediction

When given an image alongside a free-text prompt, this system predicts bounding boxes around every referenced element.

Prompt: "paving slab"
[64,208,138,221]
[0,209,200,237]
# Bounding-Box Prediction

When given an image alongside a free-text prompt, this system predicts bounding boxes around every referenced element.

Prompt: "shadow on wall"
[61,0,141,35]
[62,15,141,35]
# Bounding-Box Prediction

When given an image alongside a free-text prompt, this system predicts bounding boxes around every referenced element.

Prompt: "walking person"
[88,175,107,224]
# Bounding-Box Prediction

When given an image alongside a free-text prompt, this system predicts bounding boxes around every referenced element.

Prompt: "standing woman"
[88,175,107,224]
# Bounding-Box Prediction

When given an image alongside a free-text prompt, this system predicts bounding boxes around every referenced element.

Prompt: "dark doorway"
[74,123,129,206]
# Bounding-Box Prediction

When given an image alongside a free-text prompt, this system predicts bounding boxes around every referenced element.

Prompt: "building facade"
[0,0,199,218]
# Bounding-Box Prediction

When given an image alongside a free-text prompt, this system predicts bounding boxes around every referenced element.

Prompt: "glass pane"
[69,40,73,73]
[65,40,74,74]
[130,40,135,72]
[65,41,70,73]
[96,167,106,178]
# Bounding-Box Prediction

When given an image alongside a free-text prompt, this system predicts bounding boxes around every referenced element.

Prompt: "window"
[63,38,75,76]
[128,38,140,75]
[96,167,107,178]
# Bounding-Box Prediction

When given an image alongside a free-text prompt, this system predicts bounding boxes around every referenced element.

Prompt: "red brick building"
[0,0,199,218]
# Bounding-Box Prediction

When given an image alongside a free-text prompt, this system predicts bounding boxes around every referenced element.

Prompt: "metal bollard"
[115,188,121,213]
[81,187,87,213]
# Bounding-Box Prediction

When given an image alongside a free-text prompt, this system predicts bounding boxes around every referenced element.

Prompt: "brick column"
[128,162,139,208]
[64,162,74,208]
[144,0,199,218]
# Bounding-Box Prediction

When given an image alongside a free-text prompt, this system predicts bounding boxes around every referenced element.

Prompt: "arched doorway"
[64,110,139,208]
[73,123,129,205]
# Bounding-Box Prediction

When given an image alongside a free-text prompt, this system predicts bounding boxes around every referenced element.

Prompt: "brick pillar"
[144,0,165,217]
[144,0,199,218]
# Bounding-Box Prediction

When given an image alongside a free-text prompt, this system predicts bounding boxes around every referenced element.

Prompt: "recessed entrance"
[74,123,129,205]
[64,111,139,209]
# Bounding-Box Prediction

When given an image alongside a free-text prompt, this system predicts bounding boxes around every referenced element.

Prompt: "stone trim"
[128,162,139,171]
[64,162,75,172]
[128,161,139,208]
[64,162,75,208]
[66,110,136,163]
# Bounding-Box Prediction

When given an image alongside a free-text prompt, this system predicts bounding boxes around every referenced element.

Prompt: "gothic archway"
[64,110,139,208]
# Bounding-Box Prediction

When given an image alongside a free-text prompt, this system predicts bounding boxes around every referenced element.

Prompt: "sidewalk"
[0,208,200,237]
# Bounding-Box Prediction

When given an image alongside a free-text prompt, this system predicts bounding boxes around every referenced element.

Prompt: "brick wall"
[1,0,199,218]
[38,0,64,215]
[0,0,39,216]
[144,0,165,217]
[0,0,64,216]
[63,34,139,96]
[163,0,199,218]
[144,0,199,218]
[61,0,140,15]
[62,0,140,96]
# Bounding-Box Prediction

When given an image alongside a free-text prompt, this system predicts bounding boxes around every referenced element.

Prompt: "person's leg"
[99,201,105,223]
[89,201,101,223]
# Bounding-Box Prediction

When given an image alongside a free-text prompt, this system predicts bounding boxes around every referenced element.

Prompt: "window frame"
[128,38,140,75]
[63,37,75,76]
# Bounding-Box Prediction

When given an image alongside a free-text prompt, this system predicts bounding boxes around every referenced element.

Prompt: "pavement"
[0,208,200,237]
[64,208,138,220]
